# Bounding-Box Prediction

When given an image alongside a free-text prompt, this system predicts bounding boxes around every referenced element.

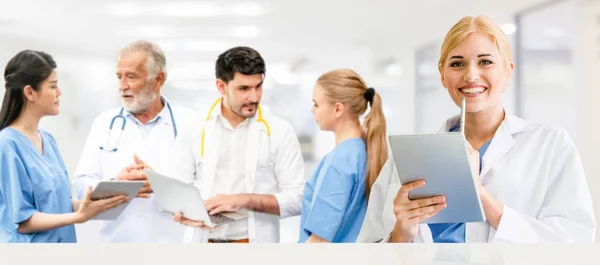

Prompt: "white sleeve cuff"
[273,191,302,219]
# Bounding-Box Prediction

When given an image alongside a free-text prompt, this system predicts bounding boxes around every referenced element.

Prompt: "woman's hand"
[74,187,129,223]
[390,180,447,242]
[465,140,482,191]
[465,140,504,229]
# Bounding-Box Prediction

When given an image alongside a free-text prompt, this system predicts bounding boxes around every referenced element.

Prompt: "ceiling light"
[155,2,219,17]
[110,2,264,17]
[156,39,232,52]
[501,23,517,35]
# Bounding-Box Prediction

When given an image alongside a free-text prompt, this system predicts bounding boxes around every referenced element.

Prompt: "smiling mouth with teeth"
[459,87,487,94]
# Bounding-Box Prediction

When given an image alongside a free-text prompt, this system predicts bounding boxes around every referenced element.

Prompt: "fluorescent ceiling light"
[156,39,232,52]
[111,2,218,17]
[111,1,264,17]
[232,25,260,38]
[501,23,517,35]
[116,25,224,38]
[156,2,219,17]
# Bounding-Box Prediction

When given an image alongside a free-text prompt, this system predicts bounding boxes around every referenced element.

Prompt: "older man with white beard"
[72,40,196,242]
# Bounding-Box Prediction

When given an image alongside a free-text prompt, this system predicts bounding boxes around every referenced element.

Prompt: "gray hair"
[119,40,167,82]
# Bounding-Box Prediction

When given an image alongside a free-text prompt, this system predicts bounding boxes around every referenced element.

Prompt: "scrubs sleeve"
[302,164,354,242]
[0,151,37,225]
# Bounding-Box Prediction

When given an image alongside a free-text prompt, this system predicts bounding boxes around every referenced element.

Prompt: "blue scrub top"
[0,128,76,243]
[427,127,491,243]
[299,138,368,243]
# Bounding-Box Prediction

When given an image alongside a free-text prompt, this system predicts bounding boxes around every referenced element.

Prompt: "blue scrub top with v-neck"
[0,128,76,243]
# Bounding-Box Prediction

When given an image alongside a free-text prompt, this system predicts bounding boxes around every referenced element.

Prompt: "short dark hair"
[215,46,266,83]
[1,50,57,130]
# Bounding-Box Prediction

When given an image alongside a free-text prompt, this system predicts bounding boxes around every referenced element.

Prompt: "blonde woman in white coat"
[358,15,596,243]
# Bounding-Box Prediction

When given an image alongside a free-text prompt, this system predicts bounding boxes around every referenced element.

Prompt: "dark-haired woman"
[0,50,128,243]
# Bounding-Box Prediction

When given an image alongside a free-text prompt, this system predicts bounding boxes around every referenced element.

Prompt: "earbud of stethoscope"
[112,148,118,152]
[99,146,104,150]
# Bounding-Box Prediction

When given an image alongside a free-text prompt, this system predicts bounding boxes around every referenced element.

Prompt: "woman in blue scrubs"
[0,50,129,243]
[299,69,388,243]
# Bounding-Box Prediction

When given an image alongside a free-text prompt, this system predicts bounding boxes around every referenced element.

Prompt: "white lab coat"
[357,113,596,243]
[72,101,197,242]
[171,100,305,243]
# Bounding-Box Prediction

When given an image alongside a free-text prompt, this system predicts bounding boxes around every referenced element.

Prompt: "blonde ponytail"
[362,92,388,198]
[316,69,388,199]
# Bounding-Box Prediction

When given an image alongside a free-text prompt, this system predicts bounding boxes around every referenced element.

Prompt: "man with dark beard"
[169,47,305,243]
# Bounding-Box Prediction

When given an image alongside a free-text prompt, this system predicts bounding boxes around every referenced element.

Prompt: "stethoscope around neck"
[196,98,272,170]
[99,102,178,152]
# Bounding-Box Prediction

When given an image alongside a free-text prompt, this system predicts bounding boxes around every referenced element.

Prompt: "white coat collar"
[440,110,530,177]
[441,110,529,135]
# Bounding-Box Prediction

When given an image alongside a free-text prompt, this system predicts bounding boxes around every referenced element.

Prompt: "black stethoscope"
[99,102,178,152]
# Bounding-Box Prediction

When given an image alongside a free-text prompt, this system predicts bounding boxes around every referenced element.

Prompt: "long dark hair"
[0,50,57,130]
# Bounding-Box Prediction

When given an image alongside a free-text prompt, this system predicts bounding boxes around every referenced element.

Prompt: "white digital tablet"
[144,169,248,228]
[90,180,145,220]
[388,132,485,224]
